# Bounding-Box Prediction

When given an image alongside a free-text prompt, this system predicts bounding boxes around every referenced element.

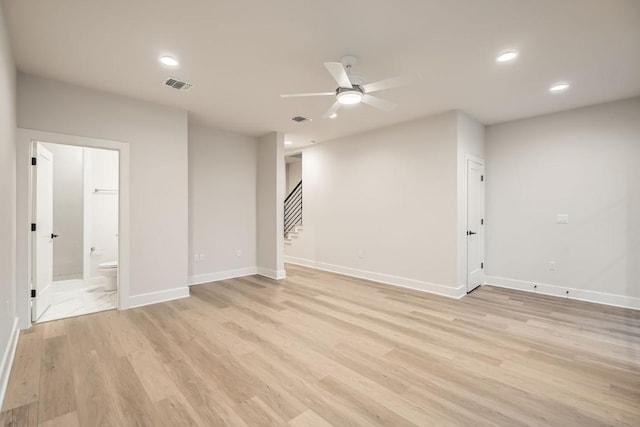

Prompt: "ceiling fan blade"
[362,94,397,112]
[324,62,353,89]
[322,101,342,119]
[280,92,335,98]
[362,75,411,93]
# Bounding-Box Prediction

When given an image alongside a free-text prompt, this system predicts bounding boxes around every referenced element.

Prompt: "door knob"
[467,231,477,236]
[51,233,59,239]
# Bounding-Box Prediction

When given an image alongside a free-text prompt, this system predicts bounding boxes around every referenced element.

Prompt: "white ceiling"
[3,0,640,149]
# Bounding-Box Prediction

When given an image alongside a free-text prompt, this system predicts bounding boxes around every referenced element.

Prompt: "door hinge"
[31,157,37,166]
[480,218,484,225]
[31,289,36,298]
[481,262,484,269]
[31,223,36,232]
[480,175,484,182]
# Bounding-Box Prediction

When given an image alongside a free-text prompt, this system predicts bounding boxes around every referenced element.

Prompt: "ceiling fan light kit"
[337,87,364,105]
[280,55,408,118]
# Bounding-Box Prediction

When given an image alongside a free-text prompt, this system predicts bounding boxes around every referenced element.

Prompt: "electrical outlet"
[199,254,205,262]
[358,249,364,259]
[193,254,199,263]
[556,214,569,224]
[548,261,556,271]
[237,249,242,257]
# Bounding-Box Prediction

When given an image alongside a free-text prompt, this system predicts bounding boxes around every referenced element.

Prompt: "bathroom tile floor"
[37,279,117,323]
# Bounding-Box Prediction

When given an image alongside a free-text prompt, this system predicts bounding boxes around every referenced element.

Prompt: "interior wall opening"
[284,152,303,264]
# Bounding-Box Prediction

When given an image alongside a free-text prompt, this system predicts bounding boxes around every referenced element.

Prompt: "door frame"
[16,128,130,329]
[464,154,485,293]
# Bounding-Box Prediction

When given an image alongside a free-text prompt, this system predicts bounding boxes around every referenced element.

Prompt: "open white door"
[32,142,55,321]
[466,158,485,293]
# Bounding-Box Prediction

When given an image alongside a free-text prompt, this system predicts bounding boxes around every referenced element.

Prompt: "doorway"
[284,153,303,252]
[466,157,485,293]
[31,141,119,322]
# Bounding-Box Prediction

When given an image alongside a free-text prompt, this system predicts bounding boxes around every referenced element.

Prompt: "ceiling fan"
[280,55,410,119]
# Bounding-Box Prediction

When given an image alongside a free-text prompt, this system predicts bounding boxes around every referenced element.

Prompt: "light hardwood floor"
[2,264,639,426]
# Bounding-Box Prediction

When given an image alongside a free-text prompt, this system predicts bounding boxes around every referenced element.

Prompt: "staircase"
[284,180,302,245]
[284,225,303,246]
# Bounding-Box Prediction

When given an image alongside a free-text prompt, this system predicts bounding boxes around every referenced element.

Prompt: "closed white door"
[466,158,485,293]
[32,143,55,321]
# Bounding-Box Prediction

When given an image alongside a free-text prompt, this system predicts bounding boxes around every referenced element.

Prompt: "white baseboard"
[0,317,19,409]
[125,287,190,309]
[257,267,286,280]
[285,256,465,299]
[484,276,640,310]
[189,267,258,286]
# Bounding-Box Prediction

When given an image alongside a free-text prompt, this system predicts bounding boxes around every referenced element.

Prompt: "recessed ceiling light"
[496,50,518,63]
[159,56,179,67]
[329,113,338,119]
[549,82,570,93]
[284,141,293,146]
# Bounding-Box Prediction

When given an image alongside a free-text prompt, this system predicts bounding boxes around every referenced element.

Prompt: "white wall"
[188,123,258,283]
[286,159,302,195]
[257,132,285,279]
[17,74,189,301]
[41,143,84,280]
[486,97,640,307]
[88,147,119,278]
[0,3,18,404]
[285,112,463,296]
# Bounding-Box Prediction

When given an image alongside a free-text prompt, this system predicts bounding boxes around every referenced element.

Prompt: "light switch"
[557,214,569,224]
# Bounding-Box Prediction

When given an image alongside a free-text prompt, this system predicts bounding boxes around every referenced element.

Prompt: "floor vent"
[164,77,194,91]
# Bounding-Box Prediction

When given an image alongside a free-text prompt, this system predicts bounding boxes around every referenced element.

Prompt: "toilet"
[98,261,118,291]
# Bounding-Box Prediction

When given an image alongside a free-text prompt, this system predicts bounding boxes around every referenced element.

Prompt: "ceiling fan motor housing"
[336,85,364,95]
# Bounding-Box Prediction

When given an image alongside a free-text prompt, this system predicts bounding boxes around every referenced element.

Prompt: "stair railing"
[284,180,302,236]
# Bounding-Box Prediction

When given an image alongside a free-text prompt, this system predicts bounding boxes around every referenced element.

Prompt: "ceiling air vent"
[291,116,311,123]
[164,77,194,92]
